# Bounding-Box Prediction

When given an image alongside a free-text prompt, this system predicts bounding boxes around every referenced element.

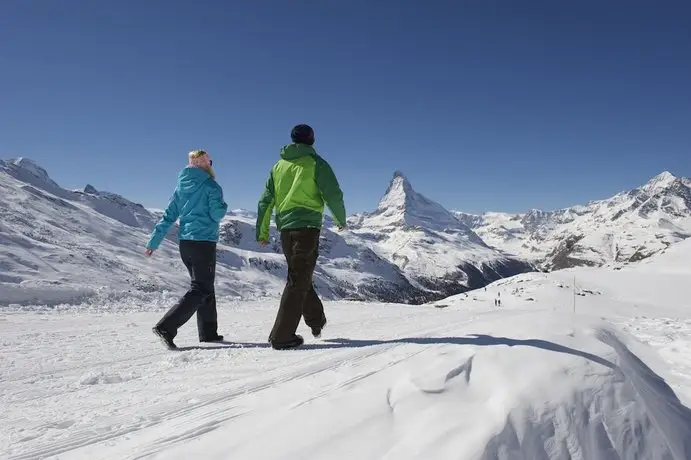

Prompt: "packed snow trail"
[2,296,691,460]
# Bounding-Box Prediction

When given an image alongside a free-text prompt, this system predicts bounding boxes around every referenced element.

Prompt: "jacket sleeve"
[208,181,228,222]
[256,171,275,241]
[315,156,346,227]
[146,191,180,250]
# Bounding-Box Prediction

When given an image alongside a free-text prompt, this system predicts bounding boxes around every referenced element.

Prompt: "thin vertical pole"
[573,275,576,313]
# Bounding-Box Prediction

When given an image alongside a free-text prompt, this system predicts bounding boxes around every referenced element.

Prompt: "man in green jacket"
[256,124,346,350]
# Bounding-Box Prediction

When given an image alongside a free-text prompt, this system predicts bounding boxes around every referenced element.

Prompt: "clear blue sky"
[2,0,690,214]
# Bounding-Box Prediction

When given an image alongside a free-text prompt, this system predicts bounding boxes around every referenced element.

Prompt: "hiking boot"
[153,326,177,350]
[311,319,327,339]
[270,334,304,350]
[200,334,224,343]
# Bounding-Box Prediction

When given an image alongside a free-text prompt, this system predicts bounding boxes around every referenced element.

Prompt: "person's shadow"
[177,335,614,370]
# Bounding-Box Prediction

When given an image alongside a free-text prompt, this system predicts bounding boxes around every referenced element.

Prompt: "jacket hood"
[177,166,212,196]
[280,143,316,161]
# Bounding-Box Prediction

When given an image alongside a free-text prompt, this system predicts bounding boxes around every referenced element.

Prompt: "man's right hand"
[258,240,269,248]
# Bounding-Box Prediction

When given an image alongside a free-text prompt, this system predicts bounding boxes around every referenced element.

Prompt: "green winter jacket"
[256,143,346,241]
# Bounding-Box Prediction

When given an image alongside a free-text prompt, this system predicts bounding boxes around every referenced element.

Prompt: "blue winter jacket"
[146,166,228,250]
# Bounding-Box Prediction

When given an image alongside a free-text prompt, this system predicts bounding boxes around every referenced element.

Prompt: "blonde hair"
[187,149,215,179]
[188,149,208,160]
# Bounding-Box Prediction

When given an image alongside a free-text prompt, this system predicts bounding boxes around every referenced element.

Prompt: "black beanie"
[291,124,315,145]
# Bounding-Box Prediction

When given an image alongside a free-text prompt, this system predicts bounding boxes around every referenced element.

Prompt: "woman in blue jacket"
[145,149,228,349]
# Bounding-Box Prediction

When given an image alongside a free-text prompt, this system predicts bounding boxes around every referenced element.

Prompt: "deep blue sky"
[2,1,690,214]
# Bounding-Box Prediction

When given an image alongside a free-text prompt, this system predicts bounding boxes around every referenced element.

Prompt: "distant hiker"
[256,124,346,350]
[145,149,228,349]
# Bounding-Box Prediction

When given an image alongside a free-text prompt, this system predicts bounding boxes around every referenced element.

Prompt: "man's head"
[291,124,315,146]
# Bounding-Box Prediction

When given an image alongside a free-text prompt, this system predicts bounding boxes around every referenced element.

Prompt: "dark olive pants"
[269,228,326,343]
[156,240,219,341]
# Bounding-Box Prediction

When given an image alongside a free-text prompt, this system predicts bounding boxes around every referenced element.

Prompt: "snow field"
[3,278,691,460]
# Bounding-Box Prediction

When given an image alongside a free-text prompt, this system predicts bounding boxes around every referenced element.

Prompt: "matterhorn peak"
[370,170,480,234]
[377,171,415,211]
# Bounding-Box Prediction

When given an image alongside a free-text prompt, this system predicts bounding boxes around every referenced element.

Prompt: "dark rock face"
[410,258,536,303]
[219,221,243,246]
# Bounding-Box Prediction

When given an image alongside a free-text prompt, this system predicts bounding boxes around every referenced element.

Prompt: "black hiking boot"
[200,334,224,343]
[153,326,177,350]
[311,319,327,339]
[270,334,304,350]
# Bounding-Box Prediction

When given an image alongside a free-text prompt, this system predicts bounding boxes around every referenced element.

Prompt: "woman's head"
[188,149,215,178]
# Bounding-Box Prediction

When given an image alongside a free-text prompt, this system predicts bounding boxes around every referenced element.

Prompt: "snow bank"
[382,328,691,460]
[198,313,691,460]
[0,281,95,307]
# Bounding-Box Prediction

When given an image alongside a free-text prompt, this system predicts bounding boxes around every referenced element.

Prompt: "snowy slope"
[454,171,691,269]
[3,243,691,459]
[1,158,526,306]
[0,158,289,307]
[347,172,534,297]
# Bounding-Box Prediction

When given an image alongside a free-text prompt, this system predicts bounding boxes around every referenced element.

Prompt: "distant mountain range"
[2,157,689,307]
[454,171,691,269]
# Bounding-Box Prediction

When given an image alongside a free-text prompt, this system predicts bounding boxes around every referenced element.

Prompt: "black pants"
[156,240,219,340]
[269,228,326,343]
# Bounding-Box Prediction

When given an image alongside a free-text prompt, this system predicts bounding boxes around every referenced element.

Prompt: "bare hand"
[145,248,155,257]
[258,240,269,248]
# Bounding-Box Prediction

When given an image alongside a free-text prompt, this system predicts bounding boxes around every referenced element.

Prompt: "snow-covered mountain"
[346,172,534,298]
[0,159,531,306]
[454,171,691,270]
